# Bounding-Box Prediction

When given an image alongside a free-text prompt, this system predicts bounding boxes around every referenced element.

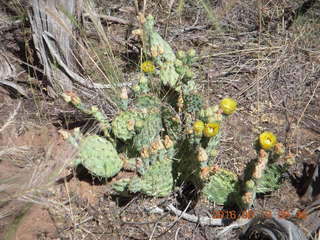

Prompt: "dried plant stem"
[0,101,21,133]
[166,203,223,226]
[200,46,282,59]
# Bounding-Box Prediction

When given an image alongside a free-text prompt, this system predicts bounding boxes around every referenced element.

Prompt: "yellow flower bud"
[164,135,174,149]
[197,147,208,162]
[193,120,205,134]
[140,147,150,159]
[127,119,135,131]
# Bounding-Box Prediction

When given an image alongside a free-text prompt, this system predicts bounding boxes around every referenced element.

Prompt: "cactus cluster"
[59,14,292,212]
[202,140,288,209]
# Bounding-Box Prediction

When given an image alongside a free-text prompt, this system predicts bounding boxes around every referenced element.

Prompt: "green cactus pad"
[184,94,204,113]
[174,59,185,75]
[256,164,287,193]
[183,81,197,94]
[112,111,140,141]
[143,15,176,63]
[162,108,182,141]
[243,160,286,194]
[159,62,180,87]
[135,95,161,109]
[203,168,239,205]
[112,178,131,192]
[206,133,222,166]
[127,177,143,193]
[133,113,162,151]
[128,158,173,197]
[75,135,123,178]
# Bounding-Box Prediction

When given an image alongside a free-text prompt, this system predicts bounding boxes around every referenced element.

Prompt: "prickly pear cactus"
[75,135,123,178]
[201,145,287,208]
[61,92,112,139]
[184,93,203,113]
[162,108,182,141]
[112,178,131,193]
[205,133,222,166]
[139,14,198,90]
[59,14,292,208]
[112,135,175,197]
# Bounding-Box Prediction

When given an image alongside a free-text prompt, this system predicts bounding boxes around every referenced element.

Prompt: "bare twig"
[0,101,21,133]
[149,222,158,240]
[0,80,28,98]
[166,203,223,226]
[174,227,181,240]
[200,46,282,59]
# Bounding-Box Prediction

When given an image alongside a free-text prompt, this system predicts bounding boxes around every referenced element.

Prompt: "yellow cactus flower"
[140,61,155,73]
[193,120,205,134]
[259,131,277,150]
[220,97,237,115]
[203,123,220,137]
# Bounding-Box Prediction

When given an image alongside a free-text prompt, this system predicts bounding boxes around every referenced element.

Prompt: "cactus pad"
[133,113,162,151]
[256,164,286,193]
[159,62,180,88]
[203,168,239,205]
[128,158,173,197]
[112,111,140,141]
[162,108,182,141]
[112,178,131,193]
[184,94,203,113]
[135,95,161,109]
[143,15,176,63]
[75,135,123,178]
